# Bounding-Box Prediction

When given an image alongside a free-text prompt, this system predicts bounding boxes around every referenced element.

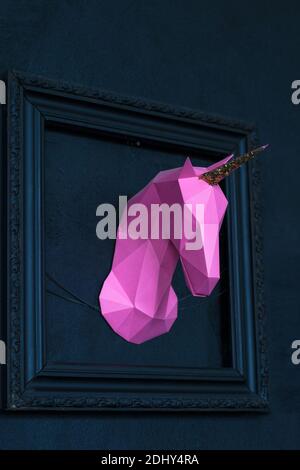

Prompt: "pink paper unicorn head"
[100,145,268,344]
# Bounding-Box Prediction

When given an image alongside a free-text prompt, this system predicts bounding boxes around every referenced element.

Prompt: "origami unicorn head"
[99,145,268,344]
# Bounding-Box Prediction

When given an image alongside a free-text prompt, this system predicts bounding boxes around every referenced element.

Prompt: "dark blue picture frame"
[6,71,268,411]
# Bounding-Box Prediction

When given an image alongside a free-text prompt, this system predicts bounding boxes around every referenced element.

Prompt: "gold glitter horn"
[200,144,269,185]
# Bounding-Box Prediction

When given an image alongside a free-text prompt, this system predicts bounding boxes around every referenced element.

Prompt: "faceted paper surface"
[99,158,229,344]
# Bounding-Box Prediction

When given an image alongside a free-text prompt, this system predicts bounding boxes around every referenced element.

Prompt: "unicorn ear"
[179,157,196,178]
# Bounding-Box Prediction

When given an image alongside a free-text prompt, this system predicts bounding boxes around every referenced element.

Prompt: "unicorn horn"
[200,144,269,185]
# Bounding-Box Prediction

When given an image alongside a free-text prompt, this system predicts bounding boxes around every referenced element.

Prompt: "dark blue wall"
[0,0,300,450]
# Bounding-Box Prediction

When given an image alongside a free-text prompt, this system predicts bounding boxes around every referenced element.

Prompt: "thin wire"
[46,273,227,313]
[178,289,227,311]
[46,289,93,308]
[46,273,99,312]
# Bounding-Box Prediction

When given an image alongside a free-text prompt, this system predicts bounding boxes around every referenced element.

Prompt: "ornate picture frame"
[6,71,268,411]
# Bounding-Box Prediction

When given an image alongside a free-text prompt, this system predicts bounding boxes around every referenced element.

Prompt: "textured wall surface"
[0,0,299,449]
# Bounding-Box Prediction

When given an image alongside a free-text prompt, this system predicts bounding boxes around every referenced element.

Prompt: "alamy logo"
[96,196,204,251]
[291,80,300,104]
[291,340,300,365]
